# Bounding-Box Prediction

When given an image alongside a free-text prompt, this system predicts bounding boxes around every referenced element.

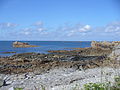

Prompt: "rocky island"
[0,41,120,90]
[13,41,38,48]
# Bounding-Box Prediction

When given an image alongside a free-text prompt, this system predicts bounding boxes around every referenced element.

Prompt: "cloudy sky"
[0,0,120,41]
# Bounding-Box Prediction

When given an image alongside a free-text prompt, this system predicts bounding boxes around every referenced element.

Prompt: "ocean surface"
[0,41,91,56]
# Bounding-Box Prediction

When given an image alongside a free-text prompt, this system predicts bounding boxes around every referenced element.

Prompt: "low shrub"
[84,83,108,90]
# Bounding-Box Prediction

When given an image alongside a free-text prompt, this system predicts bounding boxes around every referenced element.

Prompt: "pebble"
[0,67,119,90]
[8,87,14,90]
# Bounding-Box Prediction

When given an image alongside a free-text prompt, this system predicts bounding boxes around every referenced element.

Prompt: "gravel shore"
[0,67,120,90]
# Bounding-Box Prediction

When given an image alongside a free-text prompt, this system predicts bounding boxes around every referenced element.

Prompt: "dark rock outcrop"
[0,47,111,74]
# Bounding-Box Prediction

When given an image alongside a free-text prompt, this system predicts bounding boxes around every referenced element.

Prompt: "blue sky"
[0,0,120,41]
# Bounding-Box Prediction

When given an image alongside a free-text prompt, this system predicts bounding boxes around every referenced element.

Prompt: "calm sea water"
[0,41,91,56]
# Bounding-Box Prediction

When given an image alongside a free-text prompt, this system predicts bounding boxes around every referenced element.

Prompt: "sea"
[0,41,91,56]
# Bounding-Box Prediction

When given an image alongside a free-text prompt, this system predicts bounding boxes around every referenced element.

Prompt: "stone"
[117,56,120,61]
[5,80,13,85]
[114,44,120,49]
[109,44,120,61]
[8,87,14,90]
[0,79,4,87]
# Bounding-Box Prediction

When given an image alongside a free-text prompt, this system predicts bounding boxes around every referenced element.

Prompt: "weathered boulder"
[13,41,38,48]
[109,44,120,61]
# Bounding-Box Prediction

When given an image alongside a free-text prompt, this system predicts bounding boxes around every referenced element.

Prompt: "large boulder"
[13,41,38,48]
[109,44,120,61]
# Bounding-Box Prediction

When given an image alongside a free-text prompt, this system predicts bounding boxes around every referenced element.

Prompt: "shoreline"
[0,47,111,74]
[0,44,120,90]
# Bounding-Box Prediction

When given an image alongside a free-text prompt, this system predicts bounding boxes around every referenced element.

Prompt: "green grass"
[84,83,107,90]
[83,76,120,90]
[14,88,23,90]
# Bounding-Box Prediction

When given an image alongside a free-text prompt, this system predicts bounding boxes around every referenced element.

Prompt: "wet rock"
[70,56,80,61]
[0,65,4,69]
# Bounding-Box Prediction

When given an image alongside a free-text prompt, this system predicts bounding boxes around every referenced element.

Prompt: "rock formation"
[91,41,120,50]
[13,41,38,48]
[91,41,120,61]
[109,44,120,61]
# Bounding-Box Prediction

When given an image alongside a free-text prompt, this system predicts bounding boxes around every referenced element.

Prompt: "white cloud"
[79,25,91,32]
[105,22,120,33]
[24,32,30,35]
[67,32,74,36]
[55,23,92,37]
[32,21,43,27]
[23,28,31,31]
[0,22,18,29]
[19,22,46,36]
[37,28,45,32]
[3,21,120,41]
[84,25,91,29]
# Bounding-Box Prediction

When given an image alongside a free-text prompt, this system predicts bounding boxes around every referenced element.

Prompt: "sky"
[0,0,120,41]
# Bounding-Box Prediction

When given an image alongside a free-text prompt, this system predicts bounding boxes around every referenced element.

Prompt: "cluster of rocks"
[91,41,120,50]
[0,53,106,74]
[0,46,112,74]
[90,41,120,61]
[13,41,38,48]
[48,47,111,56]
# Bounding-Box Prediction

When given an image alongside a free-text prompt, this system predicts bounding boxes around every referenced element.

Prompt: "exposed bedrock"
[91,41,120,50]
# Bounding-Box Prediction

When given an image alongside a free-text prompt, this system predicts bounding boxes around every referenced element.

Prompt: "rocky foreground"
[0,41,120,90]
